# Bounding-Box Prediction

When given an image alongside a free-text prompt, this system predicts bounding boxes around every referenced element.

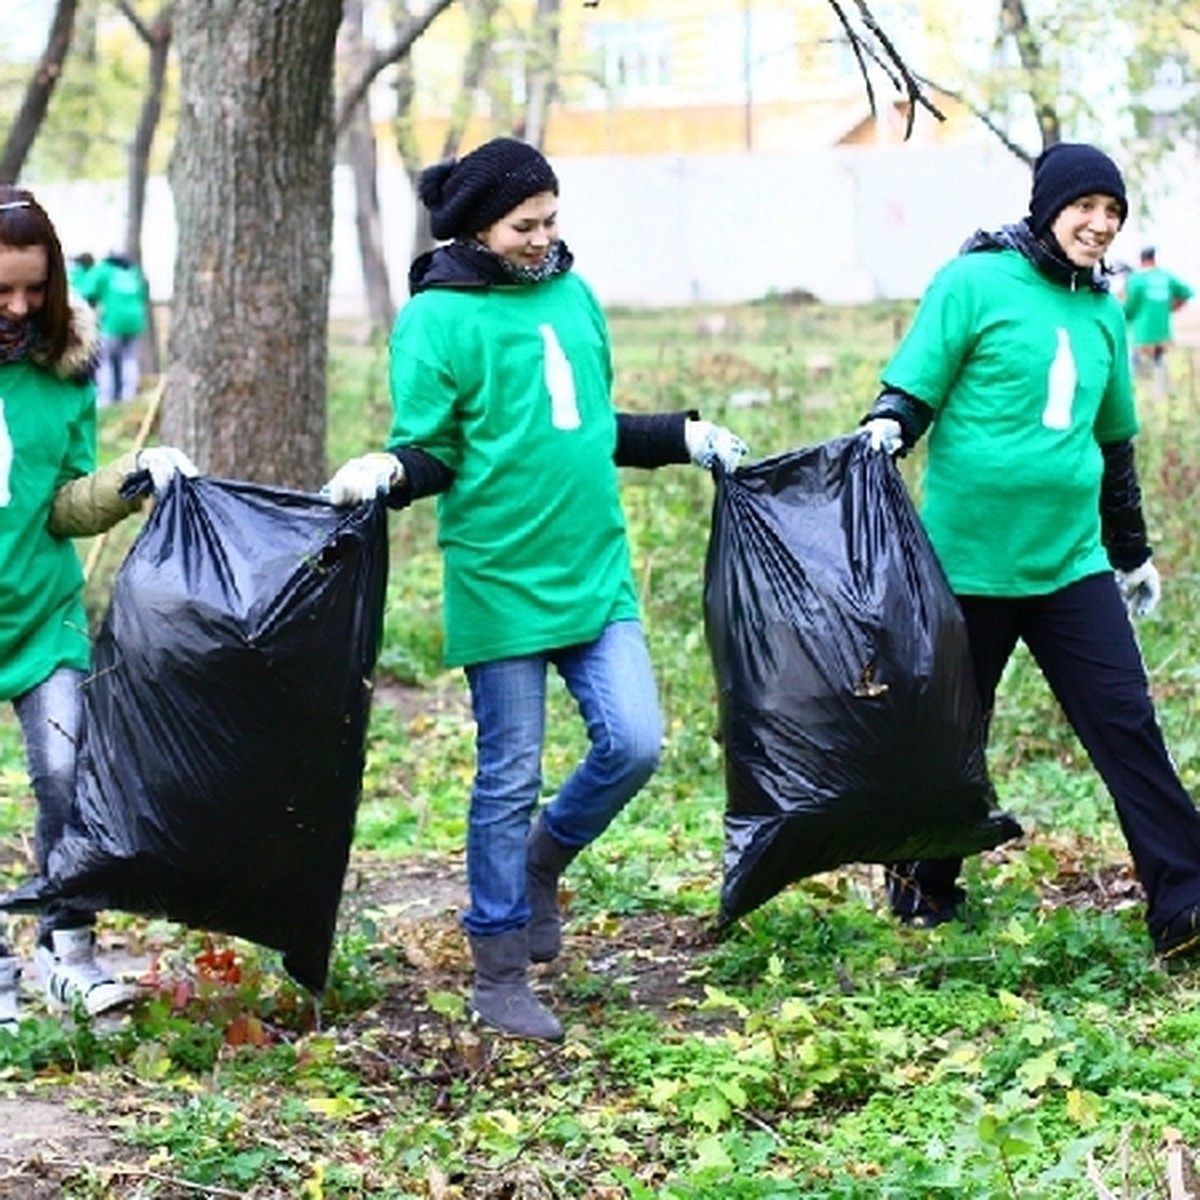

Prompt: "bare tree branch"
[999,0,1061,149]
[909,72,1034,165]
[850,0,946,135]
[521,0,563,149]
[440,0,499,160]
[335,0,457,135]
[827,0,878,119]
[115,0,155,45]
[0,0,79,182]
[824,0,946,138]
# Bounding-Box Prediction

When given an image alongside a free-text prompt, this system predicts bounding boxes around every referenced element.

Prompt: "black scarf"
[959,219,1112,293]
[408,239,575,294]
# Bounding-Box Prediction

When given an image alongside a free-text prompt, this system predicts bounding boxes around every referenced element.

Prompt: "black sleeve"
[862,387,935,450]
[1099,438,1152,571]
[614,410,698,468]
[387,446,455,509]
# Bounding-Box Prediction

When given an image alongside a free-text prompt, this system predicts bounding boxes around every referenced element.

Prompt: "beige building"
[401,0,975,160]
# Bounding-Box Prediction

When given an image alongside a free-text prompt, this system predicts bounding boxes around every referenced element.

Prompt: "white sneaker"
[35,929,140,1017]
[0,956,20,1032]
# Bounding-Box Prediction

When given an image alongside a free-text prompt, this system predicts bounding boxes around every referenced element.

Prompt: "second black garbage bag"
[705,435,1020,927]
[1,476,389,992]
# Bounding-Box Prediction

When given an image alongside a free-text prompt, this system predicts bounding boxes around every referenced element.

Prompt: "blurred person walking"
[66,252,95,299]
[83,252,149,405]
[1123,246,1193,402]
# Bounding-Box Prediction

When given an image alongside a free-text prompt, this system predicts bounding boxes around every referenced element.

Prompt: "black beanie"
[418,138,559,241]
[1028,143,1128,236]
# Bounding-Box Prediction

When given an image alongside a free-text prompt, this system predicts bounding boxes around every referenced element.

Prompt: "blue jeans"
[462,619,663,937]
[98,334,139,405]
[12,666,94,946]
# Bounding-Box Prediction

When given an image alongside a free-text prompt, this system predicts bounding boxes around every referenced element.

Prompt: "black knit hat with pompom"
[418,137,559,241]
[1028,143,1127,236]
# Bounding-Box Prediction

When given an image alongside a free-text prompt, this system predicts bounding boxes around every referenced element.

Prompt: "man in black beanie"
[857,142,1200,965]
[1028,142,1128,238]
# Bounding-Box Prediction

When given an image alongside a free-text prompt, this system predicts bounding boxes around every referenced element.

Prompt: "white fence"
[33,143,1200,324]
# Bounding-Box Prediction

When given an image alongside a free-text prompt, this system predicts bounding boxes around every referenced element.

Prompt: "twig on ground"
[19,1155,248,1198]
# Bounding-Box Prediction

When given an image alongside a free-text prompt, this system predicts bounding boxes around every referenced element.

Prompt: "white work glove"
[323,452,403,506]
[862,417,904,455]
[685,419,748,473]
[136,446,199,496]
[1116,560,1161,618]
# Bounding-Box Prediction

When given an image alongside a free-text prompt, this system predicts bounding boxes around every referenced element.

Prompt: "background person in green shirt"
[1123,246,1193,401]
[327,137,747,1041]
[82,251,149,406]
[861,143,1200,964]
[66,252,94,299]
[0,187,196,1030]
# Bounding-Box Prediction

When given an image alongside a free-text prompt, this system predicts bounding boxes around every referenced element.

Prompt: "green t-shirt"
[387,271,639,667]
[84,259,148,338]
[882,248,1138,597]
[0,359,96,698]
[1124,265,1194,347]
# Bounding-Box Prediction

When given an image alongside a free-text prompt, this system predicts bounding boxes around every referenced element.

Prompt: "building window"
[583,20,673,107]
[707,8,798,104]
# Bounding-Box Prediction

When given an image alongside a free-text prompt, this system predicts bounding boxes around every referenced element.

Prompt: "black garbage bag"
[0,475,389,992]
[705,435,1021,927]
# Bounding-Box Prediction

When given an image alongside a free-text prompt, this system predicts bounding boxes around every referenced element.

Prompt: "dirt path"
[0,1099,117,1198]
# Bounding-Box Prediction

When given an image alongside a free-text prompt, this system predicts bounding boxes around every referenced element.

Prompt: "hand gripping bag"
[705,435,1020,927]
[1,476,389,992]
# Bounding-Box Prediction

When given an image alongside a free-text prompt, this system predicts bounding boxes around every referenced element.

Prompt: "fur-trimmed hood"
[29,293,101,382]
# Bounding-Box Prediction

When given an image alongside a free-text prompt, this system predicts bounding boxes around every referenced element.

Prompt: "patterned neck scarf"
[0,315,35,364]
[458,238,570,285]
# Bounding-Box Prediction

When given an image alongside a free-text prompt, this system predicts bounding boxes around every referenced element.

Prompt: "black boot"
[526,815,580,963]
[886,860,965,927]
[468,929,563,1042]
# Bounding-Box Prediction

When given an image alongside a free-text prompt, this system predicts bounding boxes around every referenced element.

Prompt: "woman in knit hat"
[859,142,1200,962]
[326,137,747,1041]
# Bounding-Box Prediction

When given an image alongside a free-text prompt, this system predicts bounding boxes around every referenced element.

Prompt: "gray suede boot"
[468,929,563,1042]
[526,815,581,963]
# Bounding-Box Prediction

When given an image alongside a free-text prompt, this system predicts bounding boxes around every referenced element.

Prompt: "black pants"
[892,572,1200,934]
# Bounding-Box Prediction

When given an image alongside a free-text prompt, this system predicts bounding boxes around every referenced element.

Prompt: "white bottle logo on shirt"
[1042,326,1076,430]
[0,398,11,506]
[539,323,580,430]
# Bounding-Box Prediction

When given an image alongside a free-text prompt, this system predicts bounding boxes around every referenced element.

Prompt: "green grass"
[2,302,1200,1196]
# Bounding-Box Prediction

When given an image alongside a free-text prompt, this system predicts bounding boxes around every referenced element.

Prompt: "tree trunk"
[998,0,1062,149]
[442,0,500,159]
[347,108,395,333]
[165,0,342,490]
[0,0,78,183]
[521,0,562,150]
[389,1,435,281]
[340,0,395,334]
[120,1,173,379]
